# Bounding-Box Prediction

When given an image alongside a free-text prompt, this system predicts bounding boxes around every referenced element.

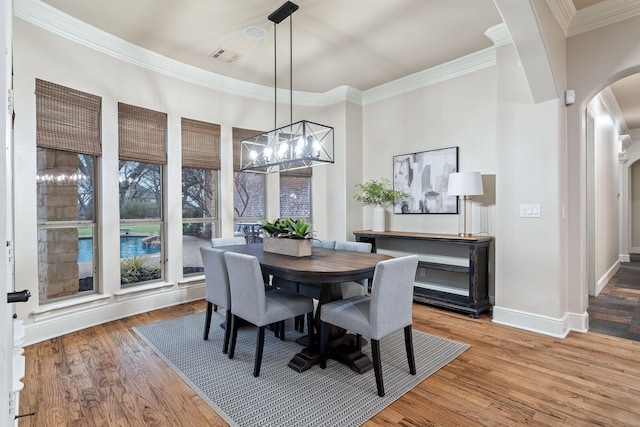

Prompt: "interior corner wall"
[492,41,568,335]
[361,67,497,235]
[302,100,356,242]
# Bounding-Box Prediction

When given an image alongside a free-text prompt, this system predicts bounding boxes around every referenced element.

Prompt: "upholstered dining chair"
[199,247,232,354]
[208,236,246,312]
[211,236,246,247]
[319,255,419,397]
[335,240,372,298]
[312,239,336,249]
[224,251,315,377]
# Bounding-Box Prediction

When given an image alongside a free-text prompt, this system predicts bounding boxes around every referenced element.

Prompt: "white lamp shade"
[448,171,484,196]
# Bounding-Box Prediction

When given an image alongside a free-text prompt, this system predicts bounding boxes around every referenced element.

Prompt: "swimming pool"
[78,236,161,263]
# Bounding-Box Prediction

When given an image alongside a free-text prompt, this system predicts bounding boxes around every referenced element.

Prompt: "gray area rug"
[133,312,469,426]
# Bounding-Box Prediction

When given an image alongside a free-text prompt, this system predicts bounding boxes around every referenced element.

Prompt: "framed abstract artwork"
[393,146,459,214]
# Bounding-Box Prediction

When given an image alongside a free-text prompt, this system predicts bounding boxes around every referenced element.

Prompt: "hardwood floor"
[20,301,640,426]
[588,257,640,341]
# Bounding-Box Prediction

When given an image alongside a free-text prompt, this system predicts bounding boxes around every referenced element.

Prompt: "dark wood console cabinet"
[354,230,492,317]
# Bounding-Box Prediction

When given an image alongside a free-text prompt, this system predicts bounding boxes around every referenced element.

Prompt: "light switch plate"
[520,203,541,218]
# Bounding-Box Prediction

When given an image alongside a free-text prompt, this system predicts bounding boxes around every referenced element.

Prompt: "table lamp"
[447,171,484,237]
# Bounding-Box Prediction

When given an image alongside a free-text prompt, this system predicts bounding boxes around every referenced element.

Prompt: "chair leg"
[355,334,362,351]
[279,320,285,341]
[404,325,416,375]
[204,301,213,340]
[228,315,239,359]
[295,315,305,333]
[319,321,329,369]
[371,339,385,397]
[213,303,218,312]
[223,309,232,354]
[306,312,314,344]
[254,326,266,377]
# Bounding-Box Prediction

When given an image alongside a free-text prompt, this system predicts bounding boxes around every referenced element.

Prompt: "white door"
[1,0,16,424]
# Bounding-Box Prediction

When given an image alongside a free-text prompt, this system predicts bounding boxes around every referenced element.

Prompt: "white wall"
[362,67,497,235]
[491,41,569,335]
[588,96,621,295]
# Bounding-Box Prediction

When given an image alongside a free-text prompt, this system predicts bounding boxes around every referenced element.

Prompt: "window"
[35,79,101,303]
[181,118,220,276]
[233,127,265,238]
[118,103,166,286]
[280,169,312,222]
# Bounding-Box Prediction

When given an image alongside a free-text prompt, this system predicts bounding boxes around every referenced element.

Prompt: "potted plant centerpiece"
[261,217,315,257]
[354,177,408,232]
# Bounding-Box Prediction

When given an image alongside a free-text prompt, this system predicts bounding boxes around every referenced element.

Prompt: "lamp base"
[457,232,474,238]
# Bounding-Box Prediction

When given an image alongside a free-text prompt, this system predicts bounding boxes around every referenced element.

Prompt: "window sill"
[31,294,111,322]
[114,281,174,301]
[178,275,205,286]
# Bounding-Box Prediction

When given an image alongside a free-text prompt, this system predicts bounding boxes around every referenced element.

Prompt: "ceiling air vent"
[209,47,241,63]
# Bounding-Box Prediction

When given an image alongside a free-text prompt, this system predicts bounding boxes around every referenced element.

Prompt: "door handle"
[7,289,31,303]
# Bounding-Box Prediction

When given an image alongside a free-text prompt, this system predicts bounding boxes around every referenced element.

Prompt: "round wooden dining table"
[220,243,392,373]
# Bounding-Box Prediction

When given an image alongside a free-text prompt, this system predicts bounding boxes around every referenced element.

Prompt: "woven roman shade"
[118,102,167,164]
[233,127,263,172]
[35,79,101,156]
[182,118,221,170]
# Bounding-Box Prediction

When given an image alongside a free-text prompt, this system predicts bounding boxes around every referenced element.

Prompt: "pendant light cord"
[289,14,293,125]
[273,11,295,129]
[273,22,277,130]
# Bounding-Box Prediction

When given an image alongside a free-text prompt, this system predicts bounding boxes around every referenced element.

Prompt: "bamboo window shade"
[232,127,311,177]
[181,118,220,170]
[35,79,101,156]
[233,127,263,172]
[118,102,167,164]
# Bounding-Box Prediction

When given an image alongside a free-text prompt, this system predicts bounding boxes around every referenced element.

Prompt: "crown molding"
[15,0,496,108]
[362,47,496,105]
[484,23,512,47]
[568,0,640,37]
[545,0,576,36]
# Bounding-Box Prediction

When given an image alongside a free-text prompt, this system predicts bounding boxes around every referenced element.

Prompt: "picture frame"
[393,146,459,214]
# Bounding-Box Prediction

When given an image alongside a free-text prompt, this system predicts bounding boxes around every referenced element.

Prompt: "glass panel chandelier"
[241,1,334,174]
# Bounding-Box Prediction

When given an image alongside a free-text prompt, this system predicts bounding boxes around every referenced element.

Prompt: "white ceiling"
[38,0,640,129]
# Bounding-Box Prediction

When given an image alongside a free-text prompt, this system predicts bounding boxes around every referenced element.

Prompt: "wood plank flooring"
[588,257,640,341]
[20,301,640,426]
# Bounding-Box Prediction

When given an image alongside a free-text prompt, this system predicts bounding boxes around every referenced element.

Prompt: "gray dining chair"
[319,255,419,397]
[211,236,246,247]
[208,236,246,312]
[335,240,372,298]
[200,247,232,354]
[312,239,336,249]
[224,251,315,377]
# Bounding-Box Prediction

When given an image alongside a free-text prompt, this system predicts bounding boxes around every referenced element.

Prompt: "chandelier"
[240,1,334,174]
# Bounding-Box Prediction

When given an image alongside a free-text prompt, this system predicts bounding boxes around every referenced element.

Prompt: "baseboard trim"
[620,253,630,263]
[492,306,588,338]
[24,284,205,346]
[596,259,620,296]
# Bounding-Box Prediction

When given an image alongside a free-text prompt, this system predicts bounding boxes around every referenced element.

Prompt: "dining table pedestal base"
[288,333,373,374]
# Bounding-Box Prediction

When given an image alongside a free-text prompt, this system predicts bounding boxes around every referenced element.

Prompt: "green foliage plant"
[354,177,409,206]
[120,255,161,284]
[261,217,315,240]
